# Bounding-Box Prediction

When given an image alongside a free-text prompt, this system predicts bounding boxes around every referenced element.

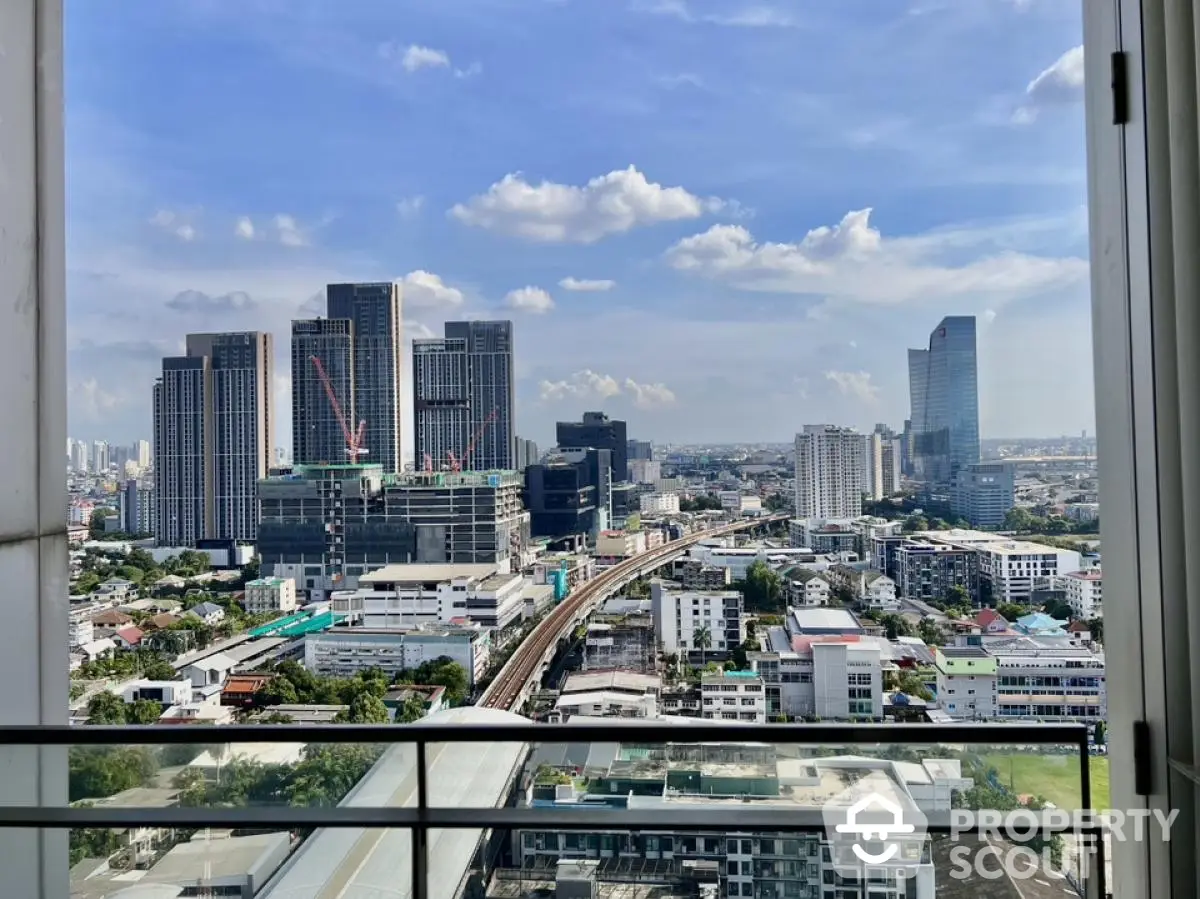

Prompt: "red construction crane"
[309,355,369,460]
[450,408,499,472]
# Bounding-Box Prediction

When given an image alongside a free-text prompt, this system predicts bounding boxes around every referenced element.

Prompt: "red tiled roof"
[114,626,144,644]
[976,608,1006,627]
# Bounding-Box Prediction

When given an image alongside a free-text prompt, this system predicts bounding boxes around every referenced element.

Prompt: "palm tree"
[694,626,712,668]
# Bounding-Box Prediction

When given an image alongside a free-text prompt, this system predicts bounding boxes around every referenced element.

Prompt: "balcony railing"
[0,721,1106,899]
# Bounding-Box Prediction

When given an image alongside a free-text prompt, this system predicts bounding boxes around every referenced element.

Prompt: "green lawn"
[982,753,1110,809]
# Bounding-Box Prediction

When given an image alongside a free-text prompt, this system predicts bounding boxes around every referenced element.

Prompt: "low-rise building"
[651,582,744,660]
[244,576,299,614]
[749,634,883,721]
[303,626,490,685]
[1057,568,1103,619]
[638,492,680,515]
[122,679,193,708]
[933,646,998,720]
[990,636,1106,722]
[701,670,767,723]
[187,601,227,627]
[678,559,732,591]
[594,529,646,560]
[779,567,831,607]
[331,562,526,631]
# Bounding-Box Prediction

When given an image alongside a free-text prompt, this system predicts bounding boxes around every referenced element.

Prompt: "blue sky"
[66,0,1091,449]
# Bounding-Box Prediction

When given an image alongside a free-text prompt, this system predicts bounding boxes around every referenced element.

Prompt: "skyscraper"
[412,320,515,471]
[326,282,403,473]
[793,425,864,519]
[557,412,628,482]
[153,332,274,545]
[907,315,980,485]
[291,318,355,465]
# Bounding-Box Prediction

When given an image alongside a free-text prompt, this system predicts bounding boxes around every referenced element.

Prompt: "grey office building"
[413,320,515,472]
[291,318,355,466]
[258,465,530,596]
[326,282,403,473]
[557,411,628,482]
[907,316,980,485]
[153,332,274,545]
[951,462,1016,528]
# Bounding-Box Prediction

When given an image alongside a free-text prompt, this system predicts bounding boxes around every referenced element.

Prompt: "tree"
[764,493,789,512]
[996,602,1026,622]
[944,584,970,607]
[877,613,913,640]
[85,692,128,725]
[1094,720,1107,746]
[117,565,145,584]
[69,815,124,865]
[137,653,178,681]
[338,692,390,724]
[396,694,427,723]
[1003,507,1035,533]
[69,747,157,801]
[1087,616,1103,643]
[892,672,933,701]
[257,676,299,707]
[742,560,783,613]
[1043,598,1073,621]
[126,699,163,725]
[88,508,118,540]
[917,617,946,646]
[694,626,712,667]
[901,515,928,533]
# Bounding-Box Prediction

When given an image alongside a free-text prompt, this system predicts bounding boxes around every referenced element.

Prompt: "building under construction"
[257,464,530,599]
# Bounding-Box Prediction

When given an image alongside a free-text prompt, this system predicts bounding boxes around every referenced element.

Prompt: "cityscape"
[49,2,1109,899]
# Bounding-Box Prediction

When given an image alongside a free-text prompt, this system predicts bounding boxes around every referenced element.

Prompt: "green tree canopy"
[741,560,784,613]
[338,692,390,724]
[85,692,128,725]
[126,699,163,725]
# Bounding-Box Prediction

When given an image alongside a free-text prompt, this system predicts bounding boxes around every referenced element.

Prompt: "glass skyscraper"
[907,315,979,486]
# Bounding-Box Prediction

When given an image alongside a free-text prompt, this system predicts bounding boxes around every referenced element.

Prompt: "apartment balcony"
[0,720,1108,899]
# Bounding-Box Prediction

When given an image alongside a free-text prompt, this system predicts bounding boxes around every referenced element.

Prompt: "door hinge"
[1133,719,1152,796]
[1112,51,1130,125]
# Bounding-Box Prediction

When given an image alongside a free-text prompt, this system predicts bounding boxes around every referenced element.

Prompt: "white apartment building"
[651,582,745,658]
[68,612,94,649]
[1057,568,1103,619]
[701,671,767,723]
[793,425,864,519]
[934,646,998,720]
[921,530,1083,604]
[638,492,680,515]
[303,627,490,686]
[551,691,658,721]
[331,563,526,631]
[861,432,884,501]
[595,530,647,559]
[989,637,1106,722]
[750,636,884,721]
[243,576,298,615]
[629,459,662,483]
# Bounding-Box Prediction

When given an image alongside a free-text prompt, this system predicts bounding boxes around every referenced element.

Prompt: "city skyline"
[66,1,1092,445]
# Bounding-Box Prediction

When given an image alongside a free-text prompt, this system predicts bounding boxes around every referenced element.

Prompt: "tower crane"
[310,355,369,460]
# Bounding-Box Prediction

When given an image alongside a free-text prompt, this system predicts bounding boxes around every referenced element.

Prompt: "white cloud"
[454,62,483,79]
[538,370,677,408]
[450,165,723,243]
[396,196,425,218]
[149,209,197,241]
[74,378,124,420]
[400,44,451,73]
[559,277,616,292]
[624,378,677,408]
[274,214,308,247]
[397,270,465,308]
[1016,45,1084,122]
[505,286,556,314]
[405,321,437,340]
[235,216,256,240]
[983,308,998,324]
[824,370,879,404]
[664,208,1087,305]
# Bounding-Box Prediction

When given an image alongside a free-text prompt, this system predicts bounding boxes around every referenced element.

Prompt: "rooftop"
[787,606,862,633]
[360,562,500,585]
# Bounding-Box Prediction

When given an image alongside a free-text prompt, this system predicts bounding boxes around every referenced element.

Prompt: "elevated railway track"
[478,515,787,710]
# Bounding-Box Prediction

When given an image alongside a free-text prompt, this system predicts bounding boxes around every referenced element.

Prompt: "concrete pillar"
[0,0,69,895]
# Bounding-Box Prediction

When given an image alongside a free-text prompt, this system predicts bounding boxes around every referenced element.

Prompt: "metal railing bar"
[0,721,1089,745]
[0,806,1110,834]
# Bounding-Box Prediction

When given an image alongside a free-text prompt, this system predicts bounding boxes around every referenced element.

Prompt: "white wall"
[0,3,69,894]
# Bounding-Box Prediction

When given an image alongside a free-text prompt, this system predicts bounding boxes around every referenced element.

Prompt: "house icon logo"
[821,777,927,878]
[834,794,914,863]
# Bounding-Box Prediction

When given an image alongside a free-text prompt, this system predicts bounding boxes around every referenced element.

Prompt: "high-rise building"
[69,439,88,473]
[793,425,864,519]
[951,462,1015,528]
[325,282,403,473]
[557,411,628,482]
[514,437,539,470]
[118,478,155,535]
[291,318,355,466]
[134,439,151,469]
[908,316,980,485]
[413,320,515,471]
[153,332,274,545]
[628,439,653,461]
[90,440,109,473]
[865,425,903,499]
[524,448,612,540]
